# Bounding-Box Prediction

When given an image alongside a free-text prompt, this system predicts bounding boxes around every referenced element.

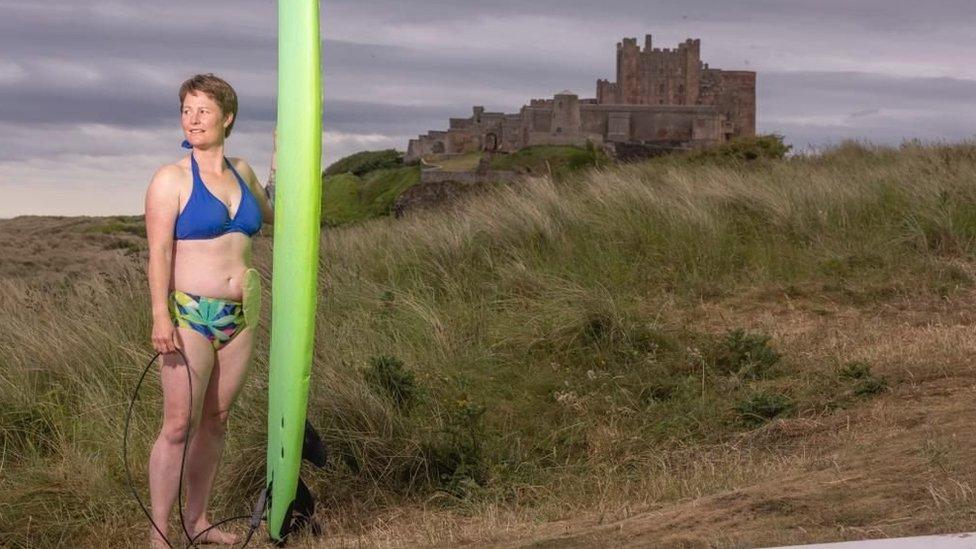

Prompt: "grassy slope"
[425,151,484,172]
[490,144,608,179]
[4,141,976,547]
[321,145,604,227]
[321,165,421,226]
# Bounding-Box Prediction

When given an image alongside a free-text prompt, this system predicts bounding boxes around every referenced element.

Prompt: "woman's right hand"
[151,317,179,354]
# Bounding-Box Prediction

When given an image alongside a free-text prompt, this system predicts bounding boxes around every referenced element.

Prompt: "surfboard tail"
[267,420,328,544]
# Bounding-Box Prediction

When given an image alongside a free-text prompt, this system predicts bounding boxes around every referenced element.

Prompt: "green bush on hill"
[321,165,421,227]
[681,133,792,164]
[720,133,792,160]
[641,134,792,169]
[324,149,403,176]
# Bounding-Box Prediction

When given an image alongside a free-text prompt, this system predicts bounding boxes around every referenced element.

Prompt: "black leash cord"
[123,349,261,548]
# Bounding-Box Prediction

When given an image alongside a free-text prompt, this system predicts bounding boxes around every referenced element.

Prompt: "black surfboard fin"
[302,419,327,468]
[274,475,322,546]
[292,476,322,535]
[272,420,327,545]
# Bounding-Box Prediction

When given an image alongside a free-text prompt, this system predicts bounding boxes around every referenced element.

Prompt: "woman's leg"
[182,326,255,544]
[147,328,215,547]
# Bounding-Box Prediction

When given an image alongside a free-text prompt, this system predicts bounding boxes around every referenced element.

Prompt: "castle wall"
[405,100,728,163]
[712,71,756,138]
[551,93,582,136]
[580,109,607,136]
[579,104,723,143]
[447,128,479,154]
[403,34,754,164]
[529,108,552,133]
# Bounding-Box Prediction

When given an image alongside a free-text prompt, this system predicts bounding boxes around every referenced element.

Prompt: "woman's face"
[181,91,232,148]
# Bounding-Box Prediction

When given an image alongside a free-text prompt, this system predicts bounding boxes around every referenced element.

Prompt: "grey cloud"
[0,81,275,128]
[760,71,976,116]
[322,0,976,30]
[0,32,594,129]
[759,71,976,148]
[20,0,967,31]
[324,101,465,136]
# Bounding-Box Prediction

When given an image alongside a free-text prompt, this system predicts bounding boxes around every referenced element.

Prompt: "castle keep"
[405,34,756,162]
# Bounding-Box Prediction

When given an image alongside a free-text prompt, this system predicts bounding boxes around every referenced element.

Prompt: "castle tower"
[682,38,701,105]
[617,38,642,105]
[551,90,581,136]
[600,34,706,106]
[595,34,755,138]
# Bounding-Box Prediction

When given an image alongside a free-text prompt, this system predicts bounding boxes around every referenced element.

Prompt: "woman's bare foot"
[187,522,240,545]
[149,529,170,548]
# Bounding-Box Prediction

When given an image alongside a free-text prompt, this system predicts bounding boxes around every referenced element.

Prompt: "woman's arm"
[144,165,181,353]
[235,160,275,225]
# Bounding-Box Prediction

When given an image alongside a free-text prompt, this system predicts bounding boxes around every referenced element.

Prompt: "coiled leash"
[123,348,267,548]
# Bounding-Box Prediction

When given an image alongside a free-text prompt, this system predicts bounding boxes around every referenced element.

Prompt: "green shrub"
[838,361,888,396]
[852,376,888,396]
[363,355,420,411]
[711,329,781,379]
[661,134,792,166]
[423,397,487,496]
[736,392,794,426]
[715,134,792,161]
[325,149,403,176]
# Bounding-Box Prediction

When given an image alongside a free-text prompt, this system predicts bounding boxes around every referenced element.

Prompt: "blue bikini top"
[174,149,263,240]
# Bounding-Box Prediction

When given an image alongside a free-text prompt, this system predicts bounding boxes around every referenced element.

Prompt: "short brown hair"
[179,73,238,138]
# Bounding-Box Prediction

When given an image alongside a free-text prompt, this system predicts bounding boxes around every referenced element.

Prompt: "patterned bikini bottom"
[168,290,247,350]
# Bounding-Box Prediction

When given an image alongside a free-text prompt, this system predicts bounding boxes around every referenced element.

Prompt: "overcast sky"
[2,0,975,218]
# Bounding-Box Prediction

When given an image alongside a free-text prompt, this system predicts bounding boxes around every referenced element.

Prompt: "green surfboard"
[267,0,322,541]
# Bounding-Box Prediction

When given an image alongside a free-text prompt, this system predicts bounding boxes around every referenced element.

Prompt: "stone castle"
[405,34,756,162]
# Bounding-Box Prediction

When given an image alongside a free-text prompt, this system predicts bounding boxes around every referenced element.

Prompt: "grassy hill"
[489,143,608,179]
[4,139,976,546]
[321,149,421,226]
[320,143,611,226]
[321,166,421,226]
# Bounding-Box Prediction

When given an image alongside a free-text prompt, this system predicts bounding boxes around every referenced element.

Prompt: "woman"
[144,73,275,547]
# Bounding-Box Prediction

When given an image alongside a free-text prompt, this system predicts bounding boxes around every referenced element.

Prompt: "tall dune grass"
[2,140,976,546]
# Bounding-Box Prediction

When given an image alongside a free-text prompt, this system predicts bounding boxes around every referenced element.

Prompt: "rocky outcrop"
[392,179,499,218]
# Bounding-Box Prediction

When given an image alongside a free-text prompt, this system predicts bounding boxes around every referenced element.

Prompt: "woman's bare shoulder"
[228,156,254,173]
[149,158,189,187]
[146,159,191,206]
[228,157,259,183]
